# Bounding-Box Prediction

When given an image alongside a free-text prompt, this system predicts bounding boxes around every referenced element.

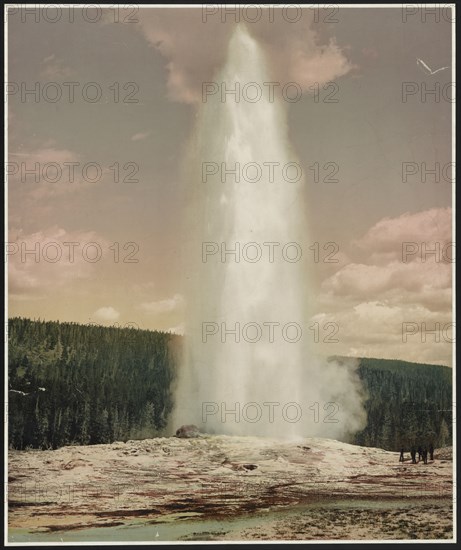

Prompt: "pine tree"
[439,418,450,447]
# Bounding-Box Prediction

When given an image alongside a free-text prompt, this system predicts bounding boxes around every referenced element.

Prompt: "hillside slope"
[7,318,453,451]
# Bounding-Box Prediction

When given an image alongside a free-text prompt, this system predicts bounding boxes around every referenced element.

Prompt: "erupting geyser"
[172,24,366,440]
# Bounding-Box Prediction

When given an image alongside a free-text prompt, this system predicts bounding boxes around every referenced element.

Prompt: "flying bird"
[417,58,449,75]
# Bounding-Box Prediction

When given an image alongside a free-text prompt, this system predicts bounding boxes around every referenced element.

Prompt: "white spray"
[172,25,366,440]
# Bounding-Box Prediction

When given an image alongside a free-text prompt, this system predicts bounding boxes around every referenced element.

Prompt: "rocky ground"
[8,436,454,542]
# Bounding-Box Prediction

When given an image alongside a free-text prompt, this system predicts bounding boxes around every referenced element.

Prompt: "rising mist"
[172,24,366,441]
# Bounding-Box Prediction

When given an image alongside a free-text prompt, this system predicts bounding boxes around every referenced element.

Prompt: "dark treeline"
[351,357,452,451]
[8,317,179,449]
[8,318,453,451]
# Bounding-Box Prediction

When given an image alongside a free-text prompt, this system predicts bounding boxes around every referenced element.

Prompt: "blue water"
[9,499,443,543]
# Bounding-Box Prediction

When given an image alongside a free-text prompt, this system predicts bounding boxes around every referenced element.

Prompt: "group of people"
[399,443,434,464]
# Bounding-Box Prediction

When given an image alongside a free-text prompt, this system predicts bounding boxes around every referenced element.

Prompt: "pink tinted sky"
[7,6,453,365]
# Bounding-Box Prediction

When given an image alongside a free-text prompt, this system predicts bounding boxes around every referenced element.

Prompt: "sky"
[7,6,454,366]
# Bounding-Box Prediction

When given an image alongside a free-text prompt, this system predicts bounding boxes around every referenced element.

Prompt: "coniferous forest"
[7,318,453,451]
[8,317,179,449]
[353,357,452,451]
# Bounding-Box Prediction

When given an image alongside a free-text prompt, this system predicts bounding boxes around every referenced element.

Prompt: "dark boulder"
[175,425,201,438]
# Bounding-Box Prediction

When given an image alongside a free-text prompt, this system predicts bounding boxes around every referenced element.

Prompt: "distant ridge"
[330,355,451,374]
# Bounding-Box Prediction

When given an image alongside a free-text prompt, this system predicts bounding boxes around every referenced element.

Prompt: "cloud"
[8,226,109,299]
[314,208,453,366]
[8,147,120,200]
[167,322,185,335]
[312,301,453,366]
[322,260,451,301]
[322,208,453,304]
[353,207,452,264]
[131,131,151,142]
[9,147,78,166]
[8,148,82,200]
[136,9,354,104]
[93,306,120,322]
[39,55,74,79]
[250,21,354,89]
[139,293,184,314]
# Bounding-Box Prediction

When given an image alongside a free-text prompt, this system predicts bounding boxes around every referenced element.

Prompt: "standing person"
[422,447,428,464]
[399,447,405,462]
[429,443,434,461]
[410,446,417,464]
[417,445,423,462]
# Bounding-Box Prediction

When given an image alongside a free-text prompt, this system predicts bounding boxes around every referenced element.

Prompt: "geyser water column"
[172,24,366,439]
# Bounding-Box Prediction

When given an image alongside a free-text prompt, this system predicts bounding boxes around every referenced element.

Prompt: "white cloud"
[139,293,184,314]
[131,131,151,141]
[322,260,451,300]
[353,207,452,264]
[8,148,82,200]
[322,208,452,304]
[167,322,185,335]
[93,306,120,322]
[136,10,354,104]
[314,207,453,366]
[8,146,122,200]
[8,226,109,299]
[312,301,452,366]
